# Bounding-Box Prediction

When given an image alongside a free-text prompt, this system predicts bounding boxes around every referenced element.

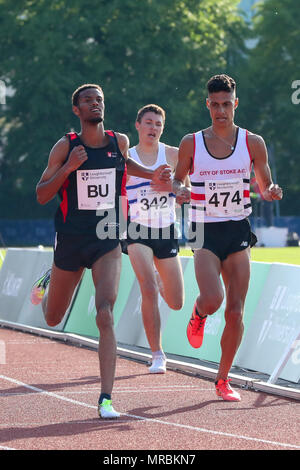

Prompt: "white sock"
[152,350,165,359]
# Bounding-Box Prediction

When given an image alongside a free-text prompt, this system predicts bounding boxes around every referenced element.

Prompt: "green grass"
[1,246,300,268]
[179,246,300,265]
[250,247,300,265]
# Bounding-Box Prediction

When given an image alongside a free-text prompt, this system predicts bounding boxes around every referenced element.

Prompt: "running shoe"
[98,399,120,419]
[30,269,51,305]
[215,379,241,402]
[148,355,167,374]
[186,303,207,348]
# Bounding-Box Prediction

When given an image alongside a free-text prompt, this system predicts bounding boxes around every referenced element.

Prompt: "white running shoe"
[148,355,167,374]
[98,399,120,419]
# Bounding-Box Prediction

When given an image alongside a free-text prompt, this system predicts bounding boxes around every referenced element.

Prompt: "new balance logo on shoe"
[170,249,177,254]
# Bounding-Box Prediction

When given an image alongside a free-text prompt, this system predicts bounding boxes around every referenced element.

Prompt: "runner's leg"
[154,256,184,310]
[92,244,122,396]
[128,243,161,353]
[194,249,224,315]
[217,248,251,381]
[43,263,85,327]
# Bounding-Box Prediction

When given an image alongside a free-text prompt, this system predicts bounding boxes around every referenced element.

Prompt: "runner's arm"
[163,145,191,192]
[173,134,194,204]
[249,133,283,201]
[36,137,87,205]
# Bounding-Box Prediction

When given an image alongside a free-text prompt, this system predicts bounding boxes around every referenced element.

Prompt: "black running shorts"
[54,232,120,271]
[188,218,257,261]
[122,222,179,259]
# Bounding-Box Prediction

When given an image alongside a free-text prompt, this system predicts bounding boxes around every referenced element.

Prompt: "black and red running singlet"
[54,131,127,236]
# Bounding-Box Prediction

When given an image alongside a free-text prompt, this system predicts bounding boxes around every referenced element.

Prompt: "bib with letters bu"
[77,168,116,210]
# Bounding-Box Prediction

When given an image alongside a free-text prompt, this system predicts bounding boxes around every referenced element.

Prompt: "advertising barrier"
[161,260,271,364]
[115,258,190,348]
[1,248,299,384]
[63,255,137,338]
[0,248,70,331]
[62,256,274,369]
[64,256,299,383]
[235,263,300,383]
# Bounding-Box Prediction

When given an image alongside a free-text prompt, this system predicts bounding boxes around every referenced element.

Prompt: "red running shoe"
[215,379,241,402]
[186,303,207,348]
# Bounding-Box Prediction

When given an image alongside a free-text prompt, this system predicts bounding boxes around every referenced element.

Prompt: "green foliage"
[235,0,300,215]
[2,0,299,219]
[0,0,244,217]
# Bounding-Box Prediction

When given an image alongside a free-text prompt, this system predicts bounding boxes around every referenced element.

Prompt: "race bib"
[205,178,245,217]
[137,187,174,222]
[77,168,116,210]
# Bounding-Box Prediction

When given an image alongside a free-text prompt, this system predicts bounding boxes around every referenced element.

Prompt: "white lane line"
[0,375,95,409]
[0,374,299,450]
[0,385,213,397]
[0,389,212,397]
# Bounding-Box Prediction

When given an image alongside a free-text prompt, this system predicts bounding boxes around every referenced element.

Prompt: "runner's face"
[136,112,164,145]
[74,88,105,123]
[206,91,238,127]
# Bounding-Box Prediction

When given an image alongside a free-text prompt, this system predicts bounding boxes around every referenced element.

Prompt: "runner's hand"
[263,183,283,201]
[151,164,172,191]
[176,186,191,205]
[66,145,88,172]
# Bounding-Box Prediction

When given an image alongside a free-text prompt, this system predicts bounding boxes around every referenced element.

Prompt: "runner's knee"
[95,299,115,331]
[165,295,184,311]
[45,311,65,327]
[224,306,244,326]
[140,278,159,300]
[200,291,224,315]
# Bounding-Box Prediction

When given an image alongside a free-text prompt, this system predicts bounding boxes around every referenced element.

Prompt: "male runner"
[31,84,171,418]
[124,104,185,373]
[174,74,283,401]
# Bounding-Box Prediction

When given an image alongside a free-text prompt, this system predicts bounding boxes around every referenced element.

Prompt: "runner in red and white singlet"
[174,74,282,402]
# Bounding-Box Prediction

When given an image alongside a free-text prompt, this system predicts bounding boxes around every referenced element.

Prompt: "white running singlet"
[126,143,176,228]
[189,127,253,223]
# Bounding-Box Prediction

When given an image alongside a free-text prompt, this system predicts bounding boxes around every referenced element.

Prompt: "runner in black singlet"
[31,84,171,418]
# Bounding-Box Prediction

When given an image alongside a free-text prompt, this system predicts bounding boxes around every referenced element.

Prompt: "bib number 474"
[208,190,242,208]
[205,178,245,217]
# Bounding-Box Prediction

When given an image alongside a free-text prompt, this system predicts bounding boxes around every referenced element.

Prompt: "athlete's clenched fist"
[67,145,88,171]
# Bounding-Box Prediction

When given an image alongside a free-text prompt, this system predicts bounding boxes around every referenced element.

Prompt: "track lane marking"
[1,374,299,450]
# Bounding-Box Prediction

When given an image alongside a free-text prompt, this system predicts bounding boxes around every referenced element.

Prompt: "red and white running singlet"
[189,127,253,223]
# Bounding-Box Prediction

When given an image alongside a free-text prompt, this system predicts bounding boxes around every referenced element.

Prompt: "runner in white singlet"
[174,75,283,401]
[124,104,188,374]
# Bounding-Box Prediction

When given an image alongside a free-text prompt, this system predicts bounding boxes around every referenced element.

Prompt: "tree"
[0,0,245,218]
[236,0,300,216]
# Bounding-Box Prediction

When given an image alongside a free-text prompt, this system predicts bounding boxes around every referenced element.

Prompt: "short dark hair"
[136,104,166,123]
[72,84,103,106]
[207,74,236,94]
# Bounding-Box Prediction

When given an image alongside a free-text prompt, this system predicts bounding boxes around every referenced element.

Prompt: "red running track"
[0,328,299,452]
